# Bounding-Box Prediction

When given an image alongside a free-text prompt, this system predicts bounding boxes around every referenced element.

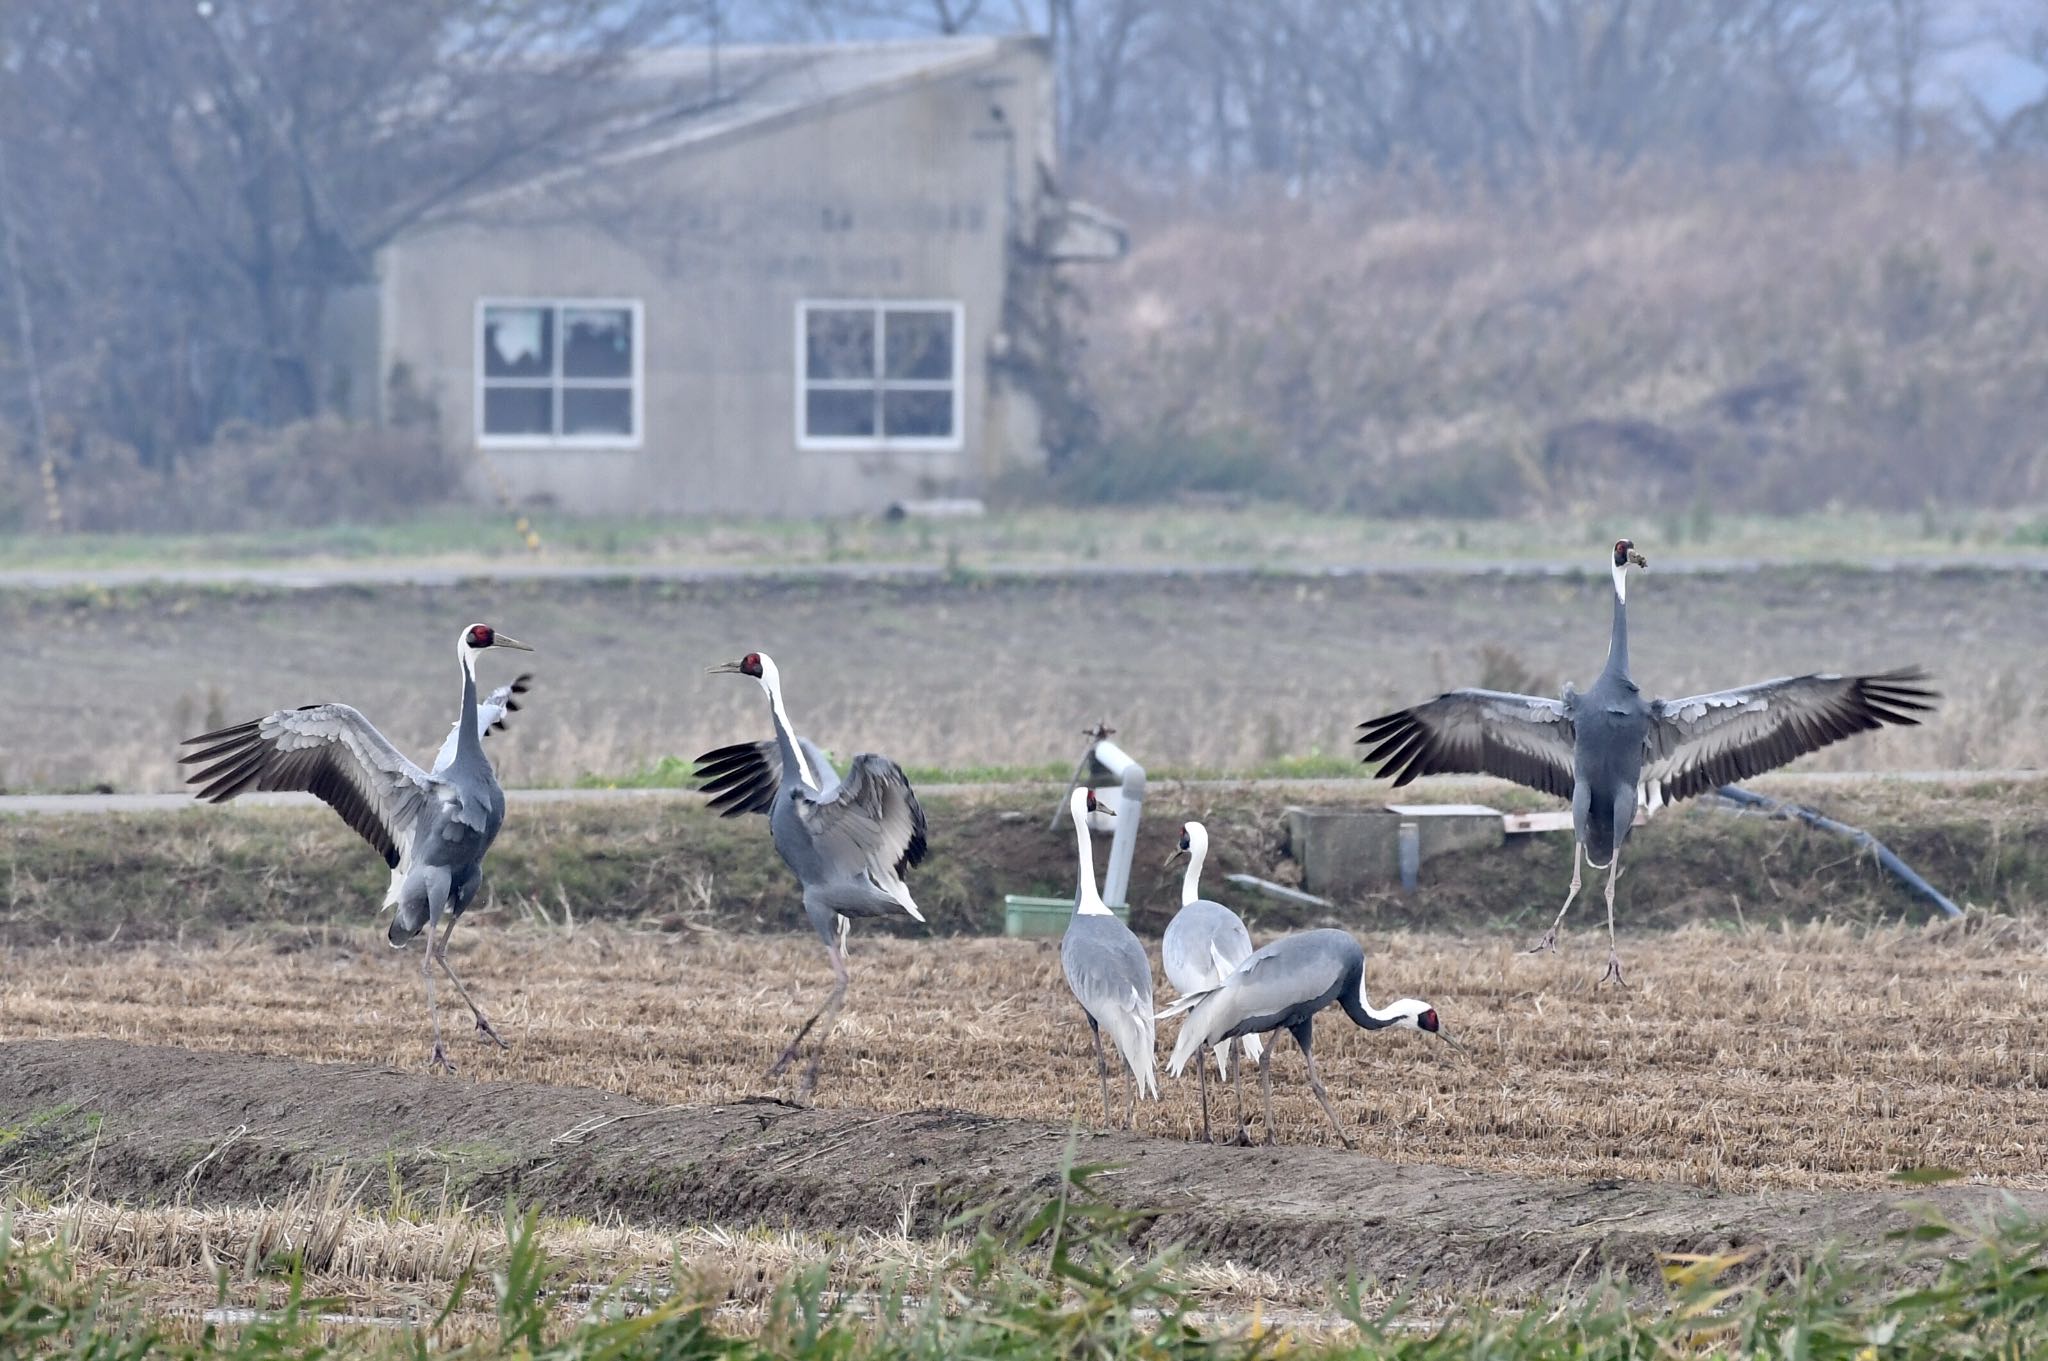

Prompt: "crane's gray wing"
[793,753,929,881]
[180,704,440,869]
[1643,668,1936,805]
[1358,689,1575,798]
[431,673,532,774]
[1062,917,1158,1096]
[693,736,840,816]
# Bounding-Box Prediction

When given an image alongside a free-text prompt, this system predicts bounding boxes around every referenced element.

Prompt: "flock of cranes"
[177,539,1936,1143]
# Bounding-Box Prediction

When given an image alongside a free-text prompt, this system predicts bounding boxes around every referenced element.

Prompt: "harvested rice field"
[4,918,2043,1194]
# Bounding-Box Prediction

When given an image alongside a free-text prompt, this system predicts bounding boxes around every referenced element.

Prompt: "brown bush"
[31,420,464,533]
[1073,161,2048,515]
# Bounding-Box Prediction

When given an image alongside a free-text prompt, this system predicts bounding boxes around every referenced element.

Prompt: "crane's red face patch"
[467,624,494,648]
[741,653,763,678]
[1085,789,1099,812]
[1612,539,1633,567]
[1418,1008,1439,1032]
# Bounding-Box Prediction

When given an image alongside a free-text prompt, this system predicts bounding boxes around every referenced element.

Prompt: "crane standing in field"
[1357,539,1936,985]
[1059,786,1157,1127]
[1159,928,1456,1148]
[696,652,929,1097]
[180,623,535,1070]
[1162,821,1262,1142]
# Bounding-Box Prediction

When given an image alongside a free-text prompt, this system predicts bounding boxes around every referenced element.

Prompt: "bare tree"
[0,0,713,467]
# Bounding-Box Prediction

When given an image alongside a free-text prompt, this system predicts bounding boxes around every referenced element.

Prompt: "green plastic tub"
[1002,894,1130,938]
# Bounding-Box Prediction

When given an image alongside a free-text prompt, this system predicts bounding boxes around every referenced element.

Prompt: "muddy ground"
[5,564,2042,793]
[4,1038,2037,1301]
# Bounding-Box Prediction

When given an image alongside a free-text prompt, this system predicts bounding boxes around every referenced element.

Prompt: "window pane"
[563,308,633,379]
[805,308,875,380]
[807,388,877,438]
[884,309,954,380]
[883,389,953,439]
[483,385,553,436]
[483,307,552,379]
[564,386,633,437]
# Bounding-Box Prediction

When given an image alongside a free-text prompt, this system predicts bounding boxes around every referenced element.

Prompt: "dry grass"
[1087,164,2048,513]
[1,1164,1394,1337]
[3,919,2044,1193]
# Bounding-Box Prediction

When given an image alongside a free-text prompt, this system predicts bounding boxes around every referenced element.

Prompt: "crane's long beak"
[492,634,535,652]
[1164,847,1186,868]
[706,659,744,675]
[1433,1028,1466,1053]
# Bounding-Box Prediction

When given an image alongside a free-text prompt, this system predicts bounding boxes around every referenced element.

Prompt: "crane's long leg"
[1598,852,1630,988]
[1294,1026,1355,1150]
[1196,1044,1212,1143]
[1088,1018,1113,1125]
[1124,1061,1136,1131]
[1228,1039,1245,1146]
[767,937,848,1089]
[422,899,451,1072]
[1258,1041,1277,1147]
[1528,841,1585,954]
[433,914,506,1049]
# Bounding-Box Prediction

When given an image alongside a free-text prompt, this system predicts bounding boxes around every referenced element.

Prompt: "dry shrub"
[34,419,463,533]
[1073,161,2048,514]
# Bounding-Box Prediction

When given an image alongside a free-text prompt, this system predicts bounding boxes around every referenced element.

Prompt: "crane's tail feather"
[1241,1032,1264,1065]
[387,896,428,948]
[1155,987,1213,1023]
[1104,986,1158,1100]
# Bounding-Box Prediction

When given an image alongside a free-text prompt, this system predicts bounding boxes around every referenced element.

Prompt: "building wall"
[375,41,1053,516]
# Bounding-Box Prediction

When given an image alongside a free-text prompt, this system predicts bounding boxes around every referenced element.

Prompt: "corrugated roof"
[475,35,1025,205]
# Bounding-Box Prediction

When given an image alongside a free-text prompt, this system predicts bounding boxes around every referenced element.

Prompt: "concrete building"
[343,35,1124,517]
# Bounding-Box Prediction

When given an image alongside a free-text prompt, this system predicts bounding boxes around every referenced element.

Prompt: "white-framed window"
[796,300,964,451]
[476,298,643,448]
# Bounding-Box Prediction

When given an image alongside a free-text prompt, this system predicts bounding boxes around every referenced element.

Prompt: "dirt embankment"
[3,1039,2036,1298]
[5,777,2045,949]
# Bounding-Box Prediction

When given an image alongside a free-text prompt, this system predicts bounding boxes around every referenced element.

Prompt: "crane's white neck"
[451,633,483,762]
[1358,976,1427,1028]
[755,656,819,791]
[1610,557,1628,604]
[1070,788,1112,916]
[1179,822,1209,906]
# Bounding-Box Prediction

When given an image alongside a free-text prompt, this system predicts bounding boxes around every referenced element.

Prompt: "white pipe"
[1093,739,1145,909]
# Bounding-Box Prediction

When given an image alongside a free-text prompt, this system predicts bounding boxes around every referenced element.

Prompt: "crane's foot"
[429,1041,455,1074]
[1525,929,1560,955]
[1598,953,1631,989]
[764,1039,803,1081]
[473,1013,509,1049]
[798,1053,823,1101]
[1260,1129,1278,1148]
[1337,1133,1359,1151]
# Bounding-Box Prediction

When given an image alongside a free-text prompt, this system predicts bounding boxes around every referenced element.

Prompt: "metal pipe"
[1093,738,1145,909]
[1711,784,1962,921]
[1397,821,1420,892]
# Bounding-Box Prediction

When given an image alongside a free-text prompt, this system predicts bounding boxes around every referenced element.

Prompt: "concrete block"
[1285,805,1504,895]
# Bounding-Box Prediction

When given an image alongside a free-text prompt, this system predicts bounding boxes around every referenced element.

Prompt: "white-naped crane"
[180,624,534,1070]
[1158,928,1456,1148]
[1059,786,1157,1127]
[1162,821,1262,1142]
[695,652,928,1097]
[1357,538,1936,986]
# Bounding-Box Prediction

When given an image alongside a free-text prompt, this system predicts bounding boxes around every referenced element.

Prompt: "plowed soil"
[2,1037,2042,1301]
